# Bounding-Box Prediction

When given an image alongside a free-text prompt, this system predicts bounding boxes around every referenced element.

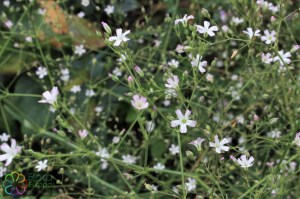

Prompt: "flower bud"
[201,8,211,19]
[134,66,144,77]
[109,73,119,81]
[101,21,111,35]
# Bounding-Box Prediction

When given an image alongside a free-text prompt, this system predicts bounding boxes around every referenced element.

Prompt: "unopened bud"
[231,50,238,59]
[291,45,299,53]
[201,8,211,19]
[186,150,194,159]
[134,66,144,77]
[101,21,111,35]
[109,73,119,81]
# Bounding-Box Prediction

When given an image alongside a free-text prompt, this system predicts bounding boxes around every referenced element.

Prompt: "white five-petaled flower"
[185,177,197,192]
[174,14,194,25]
[171,110,196,133]
[78,129,88,139]
[36,66,48,79]
[153,162,165,170]
[196,21,218,37]
[122,154,137,164]
[85,89,96,97]
[81,0,89,7]
[273,50,291,66]
[165,75,179,89]
[232,17,244,25]
[38,87,59,106]
[104,5,114,15]
[294,132,300,147]
[0,139,21,166]
[0,133,10,142]
[190,54,207,73]
[189,137,205,151]
[131,94,149,110]
[95,147,110,160]
[70,85,81,93]
[108,29,130,46]
[237,155,254,168]
[243,28,261,39]
[169,144,179,155]
[35,159,48,172]
[168,59,179,68]
[209,135,230,153]
[261,53,273,64]
[74,45,86,56]
[261,30,276,44]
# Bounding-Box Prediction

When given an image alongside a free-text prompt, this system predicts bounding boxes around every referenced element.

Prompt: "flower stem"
[177,131,186,198]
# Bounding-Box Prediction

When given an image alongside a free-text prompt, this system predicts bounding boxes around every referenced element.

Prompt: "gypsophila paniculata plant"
[0,0,300,198]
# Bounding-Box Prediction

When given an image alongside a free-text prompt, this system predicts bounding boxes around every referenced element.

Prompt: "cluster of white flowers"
[256,0,279,13]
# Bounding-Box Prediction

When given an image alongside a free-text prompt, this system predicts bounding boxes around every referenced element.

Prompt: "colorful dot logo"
[2,171,28,197]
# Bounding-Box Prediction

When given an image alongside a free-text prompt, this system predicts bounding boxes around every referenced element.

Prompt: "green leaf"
[150,138,167,159]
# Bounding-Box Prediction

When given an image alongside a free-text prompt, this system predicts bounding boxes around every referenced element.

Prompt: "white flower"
[261,53,273,64]
[190,54,207,73]
[38,8,46,15]
[294,132,300,147]
[78,129,88,139]
[146,121,155,133]
[0,166,7,177]
[122,154,137,164]
[108,29,130,46]
[112,67,122,77]
[243,28,261,39]
[153,162,165,170]
[268,3,279,13]
[70,85,81,93]
[237,155,254,168]
[131,95,149,110]
[74,45,86,56]
[175,45,184,54]
[261,30,276,44]
[95,106,103,113]
[0,133,10,142]
[168,59,179,68]
[36,66,48,79]
[267,129,281,138]
[174,14,194,25]
[189,137,205,151]
[5,20,13,29]
[104,5,114,15]
[185,177,196,192]
[35,159,48,171]
[165,75,179,89]
[196,21,218,37]
[232,17,244,25]
[206,73,214,83]
[25,36,32,43]
[77,11,85,18]
[81,0,89,7]
[60,68,70,82]
[171,109,196,133]
[0,139,21,166]
[95,147,110,160]
[3,0,10,7]
[209,135,230,153]
[274,50,291,66]
[101,160,108,170]
[38,87,59,106]
[85,89,96,97]
[112,136,120,144]
[169,144,179,155]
